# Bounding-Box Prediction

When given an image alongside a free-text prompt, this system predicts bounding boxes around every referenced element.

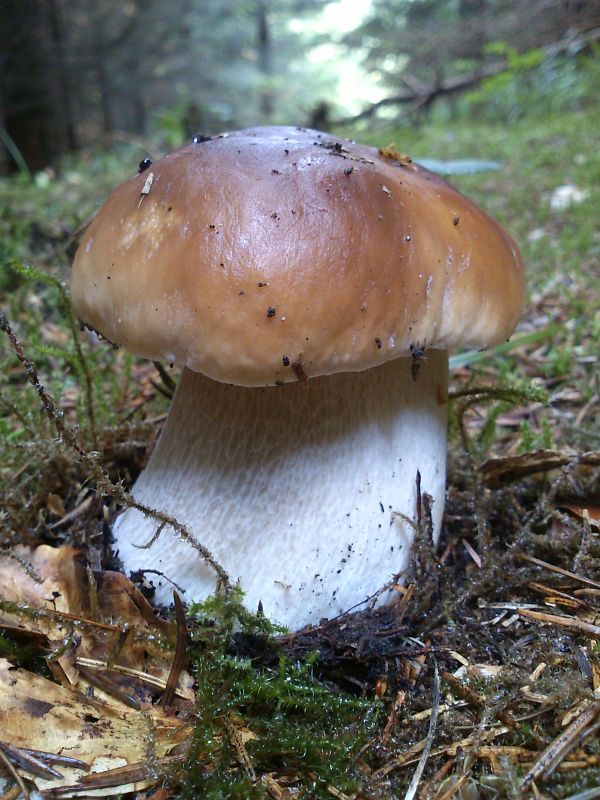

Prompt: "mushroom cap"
[71,126,524,386]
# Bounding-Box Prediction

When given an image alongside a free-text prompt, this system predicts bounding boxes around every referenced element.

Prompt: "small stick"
[527,581,592,610]
[442,672,517,729]
[0,745,30,799]
[380,690,406,746]
[514,551,600,590]
[523,701,600,786]
[152,361,176,395]
[415,757,455,800]
[518,608,600,637]
[48,754,185,794]
[76,657,177,693]
[160,592,187,708]
[0,742,63,780]
[17,749,88,771]
[402,660,440,800]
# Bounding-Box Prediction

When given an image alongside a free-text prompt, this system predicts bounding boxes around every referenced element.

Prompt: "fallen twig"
[335,28,600,125]
[0,745,30,800]
[402,661,440,800]
[160,592,187,708]
[514,552,600,590]
[523,701,600,786]
[480,449,600,487]
[517,608,600,637]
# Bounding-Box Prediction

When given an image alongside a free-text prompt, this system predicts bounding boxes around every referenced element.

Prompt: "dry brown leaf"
[453,664,502,680]
[0,658,191,796]
[0,546,198,796]
[0,545,194,703]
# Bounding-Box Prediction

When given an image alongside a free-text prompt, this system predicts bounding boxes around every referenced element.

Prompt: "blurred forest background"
[1,0,600,172]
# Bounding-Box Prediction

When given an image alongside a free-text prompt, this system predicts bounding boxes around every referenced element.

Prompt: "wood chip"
[47,495,94,530]
[139,172,154,201]
[448,650,470,668]
[529,662,547,682]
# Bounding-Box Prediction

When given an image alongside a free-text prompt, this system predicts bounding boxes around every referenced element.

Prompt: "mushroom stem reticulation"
[113,351,448,630]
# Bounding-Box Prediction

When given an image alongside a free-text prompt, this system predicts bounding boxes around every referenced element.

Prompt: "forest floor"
[0,103,599,799]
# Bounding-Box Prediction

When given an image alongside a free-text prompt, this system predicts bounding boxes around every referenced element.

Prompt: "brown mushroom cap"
[71,126,524,386]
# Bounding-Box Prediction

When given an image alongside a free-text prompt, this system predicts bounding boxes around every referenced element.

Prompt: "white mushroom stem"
[113,351,449,630]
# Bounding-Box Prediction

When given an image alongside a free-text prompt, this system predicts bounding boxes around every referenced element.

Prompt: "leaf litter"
[0,545,193,796]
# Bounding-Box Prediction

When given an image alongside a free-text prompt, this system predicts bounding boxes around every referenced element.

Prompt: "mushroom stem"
[113,352,448,629]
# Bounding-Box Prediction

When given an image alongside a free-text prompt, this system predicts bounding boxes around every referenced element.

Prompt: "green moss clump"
[176,591,380,798]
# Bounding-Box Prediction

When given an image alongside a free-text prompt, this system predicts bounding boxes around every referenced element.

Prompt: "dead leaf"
[0,545,195,700]
[0,658,191,796]
[0,545,194,705]
[0,546,197,796]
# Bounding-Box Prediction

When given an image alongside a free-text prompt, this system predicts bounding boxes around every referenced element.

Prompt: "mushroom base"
[113,353,448,630]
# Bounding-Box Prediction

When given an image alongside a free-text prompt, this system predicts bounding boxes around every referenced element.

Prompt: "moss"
[172,592,379,797]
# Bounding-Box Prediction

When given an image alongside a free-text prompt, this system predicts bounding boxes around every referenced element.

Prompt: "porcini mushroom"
[71,127,524,630]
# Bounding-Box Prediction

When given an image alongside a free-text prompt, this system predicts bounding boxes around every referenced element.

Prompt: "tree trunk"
[46,0,78,152]
[0,0,70,172]
[94,46,114,138]
[256,1,273,120]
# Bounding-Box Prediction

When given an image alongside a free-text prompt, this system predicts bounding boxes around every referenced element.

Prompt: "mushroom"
[71,127,524,630]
